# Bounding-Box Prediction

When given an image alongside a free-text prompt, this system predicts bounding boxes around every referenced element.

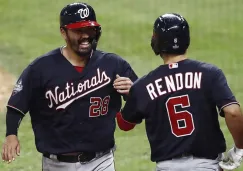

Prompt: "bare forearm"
[225,111,243,149]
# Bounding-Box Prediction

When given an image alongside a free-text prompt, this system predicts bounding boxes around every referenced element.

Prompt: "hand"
[219,146,243,170]
[113,74,133,95]
[2,135,20,163]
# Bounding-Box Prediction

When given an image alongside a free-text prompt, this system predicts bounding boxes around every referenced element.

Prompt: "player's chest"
[42,66,116,110]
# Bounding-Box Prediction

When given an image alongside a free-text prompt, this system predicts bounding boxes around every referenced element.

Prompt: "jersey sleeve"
[118,59,138,83]
[210,68,239,116]
[117,59,138,100]
[7,64,39,115]
[121,85,144,124]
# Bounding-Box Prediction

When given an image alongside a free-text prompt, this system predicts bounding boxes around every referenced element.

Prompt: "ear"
[60,27,67,40]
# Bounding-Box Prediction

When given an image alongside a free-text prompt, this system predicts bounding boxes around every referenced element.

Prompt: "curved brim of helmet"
[65,21,100,29]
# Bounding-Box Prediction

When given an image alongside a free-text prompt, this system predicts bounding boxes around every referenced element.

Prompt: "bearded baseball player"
[116,13,243,171]
[1,2,137,171]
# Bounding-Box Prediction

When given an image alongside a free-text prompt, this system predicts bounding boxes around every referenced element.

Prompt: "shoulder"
[18,48,61,76]
[129,73,153,100]
[95,49,128,62]
[188,59,221,72]
[28,48,61,69]
[186,59,226,85]
[95,50,133,72]
[131,69,156,90]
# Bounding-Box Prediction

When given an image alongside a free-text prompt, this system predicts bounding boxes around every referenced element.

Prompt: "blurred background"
[0,0,243,170]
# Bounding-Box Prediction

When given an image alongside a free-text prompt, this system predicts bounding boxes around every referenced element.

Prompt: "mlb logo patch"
[169,63,178,69]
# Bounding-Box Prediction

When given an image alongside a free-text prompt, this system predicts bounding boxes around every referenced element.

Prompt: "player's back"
[132,59,230,162]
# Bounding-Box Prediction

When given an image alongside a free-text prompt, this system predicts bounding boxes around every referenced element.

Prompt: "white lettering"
[175,73,183,90]
[45,87,59,108]
[45,68,111,109]
[146,72,202,100]
[165,76,176,92]
[155,78,166,96]
[146,83,157,100]
[59,92,66,102]
[185,73,193,89]
[194,72,202,88]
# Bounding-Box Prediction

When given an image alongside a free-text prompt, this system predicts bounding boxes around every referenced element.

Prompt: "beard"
[67,35,94,57]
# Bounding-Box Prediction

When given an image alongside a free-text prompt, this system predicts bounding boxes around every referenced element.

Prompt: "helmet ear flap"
[91,26,101,50]
[151,33,161,55]
[91,40,98,51]
[95,26,102,42]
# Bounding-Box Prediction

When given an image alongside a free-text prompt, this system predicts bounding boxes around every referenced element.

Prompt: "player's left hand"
[219,146,243,170]
[1,135,20,164]
[113,74,133,95]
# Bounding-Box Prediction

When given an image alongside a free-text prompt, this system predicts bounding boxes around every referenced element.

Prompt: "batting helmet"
[60,2,101,44]
[151,13,190,55]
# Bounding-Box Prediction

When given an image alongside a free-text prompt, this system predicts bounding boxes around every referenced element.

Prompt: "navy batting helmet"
[60,2,101,42]
[151,13,190,55]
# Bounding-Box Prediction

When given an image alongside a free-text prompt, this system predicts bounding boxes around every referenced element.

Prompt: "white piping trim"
[7,105,25,116]
[219,102,240,114]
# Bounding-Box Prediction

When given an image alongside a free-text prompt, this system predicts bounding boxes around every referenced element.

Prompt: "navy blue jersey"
[7,48,138,154]
[121,59,239,162]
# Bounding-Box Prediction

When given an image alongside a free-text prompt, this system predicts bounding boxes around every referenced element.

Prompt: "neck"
[161,53,187,64]
[61,46,91,67]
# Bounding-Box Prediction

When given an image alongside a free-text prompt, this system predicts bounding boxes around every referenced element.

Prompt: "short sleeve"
[7,65,39,115]
[118,60,138,83]
[117,59,138,101]
[121,85,144,124]
[210,68,239,115]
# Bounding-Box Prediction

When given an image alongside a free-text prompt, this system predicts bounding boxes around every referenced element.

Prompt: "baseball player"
[116,13,243,171]
[1,2,138,171]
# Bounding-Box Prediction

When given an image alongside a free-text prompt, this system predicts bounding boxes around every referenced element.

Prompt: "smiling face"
[61,26,97,57]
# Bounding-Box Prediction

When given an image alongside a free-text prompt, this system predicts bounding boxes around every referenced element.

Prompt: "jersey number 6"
[89,96,110,117]
[166,95,195,137]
